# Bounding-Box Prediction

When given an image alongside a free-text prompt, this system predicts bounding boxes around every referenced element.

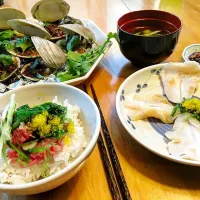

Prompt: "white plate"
[64,19,111,86]
[116,64,200,166]
[182,44,200,62]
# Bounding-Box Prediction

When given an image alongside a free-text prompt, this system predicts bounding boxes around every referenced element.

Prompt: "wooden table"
[1,0,200,199]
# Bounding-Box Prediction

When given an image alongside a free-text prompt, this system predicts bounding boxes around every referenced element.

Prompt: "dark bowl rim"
[117,9,182,38]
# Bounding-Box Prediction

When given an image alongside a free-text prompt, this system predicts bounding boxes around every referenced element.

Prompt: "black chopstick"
[90,84,132,200]
[83,84,121,200]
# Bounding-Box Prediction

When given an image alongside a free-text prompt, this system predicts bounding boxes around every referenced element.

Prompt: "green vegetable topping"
[12,102,67,130]
[56,32,117,81]
[15,36,33,52]
[7,141,29,162]
[0,54,14,67]
[0,30,15,41]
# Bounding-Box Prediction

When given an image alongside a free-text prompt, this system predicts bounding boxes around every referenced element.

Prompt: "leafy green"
[0,54,13,67]
[66,35,81,51]
[0,30,15,41]
[15,36,33,52]
[7,141,29,162]
[56,32,117,82]
[12,102,67,130]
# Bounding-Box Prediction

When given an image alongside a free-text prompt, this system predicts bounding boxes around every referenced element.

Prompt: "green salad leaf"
[0,54,13,67]
[15,36,33,52]
[0,30,15,41]
[56,32,117,82]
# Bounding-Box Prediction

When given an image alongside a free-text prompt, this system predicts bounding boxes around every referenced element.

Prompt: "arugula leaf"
[0,54,13,67]
[0,30,15,41]
[15,36,33,52]
[56,32,116,82]
[66,35,81,51]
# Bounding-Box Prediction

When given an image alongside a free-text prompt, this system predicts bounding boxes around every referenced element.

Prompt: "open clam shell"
[59,24,96,44]
[31,36,66,69]
[0,7,26,30]
[21,60,53,81]
[7,19,51,39]
[6,40,40,59]
[0,56,20,82]
[31,0,70,22]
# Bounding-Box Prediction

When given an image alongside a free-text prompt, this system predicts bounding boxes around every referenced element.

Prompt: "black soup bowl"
[117,10,182,66]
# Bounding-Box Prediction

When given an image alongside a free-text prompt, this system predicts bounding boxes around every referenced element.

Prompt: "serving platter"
[0,19,112,93]
[116,63,200,166]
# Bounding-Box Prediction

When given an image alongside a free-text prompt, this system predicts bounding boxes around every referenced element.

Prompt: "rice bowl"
[0,83,100,194]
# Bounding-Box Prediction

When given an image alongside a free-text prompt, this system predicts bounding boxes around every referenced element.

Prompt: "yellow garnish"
[182,98,200,114]
[63,136,71,145]
[31,112,47,128]
[49,116,61,125]
[67,121,75,134]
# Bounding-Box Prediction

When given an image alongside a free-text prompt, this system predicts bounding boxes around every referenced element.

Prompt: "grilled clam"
[0,8,25,30]
[21,59,55,81]
[31,36,66,69]
[31,0,70,40]
[57,24,96,53]
[6,19,51,58]
[0,54,20,82]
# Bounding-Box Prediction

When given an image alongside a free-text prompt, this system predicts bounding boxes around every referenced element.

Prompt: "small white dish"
[182,44,200,61]
[0,83,100,194]
[116,63,200,166]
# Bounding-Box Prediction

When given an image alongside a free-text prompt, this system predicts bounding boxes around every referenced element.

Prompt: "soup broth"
[121,19,177,37]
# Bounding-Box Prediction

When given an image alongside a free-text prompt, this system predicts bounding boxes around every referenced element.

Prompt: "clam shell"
[0,7,25,30]
[21,62,48,82]
[59,24,95,44]
[7,19,51,39]
[31,0,70,22]
[31,36,66,69]
[6,40,40,59]
[0,56,20,82]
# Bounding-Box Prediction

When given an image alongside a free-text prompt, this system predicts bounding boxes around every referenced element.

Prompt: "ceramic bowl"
[182,44,200,62]
[117,10,182,67]
[0,83,100,195]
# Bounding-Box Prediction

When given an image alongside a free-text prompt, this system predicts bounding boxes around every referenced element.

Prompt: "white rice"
[0,99,87,184]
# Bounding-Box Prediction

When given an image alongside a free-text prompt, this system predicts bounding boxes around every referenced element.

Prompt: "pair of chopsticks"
[83,84,132,200]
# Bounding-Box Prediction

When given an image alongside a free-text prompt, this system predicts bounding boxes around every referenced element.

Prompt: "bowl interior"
[0,83,100,190]
[118,10,182,36]
[182,44,200,61]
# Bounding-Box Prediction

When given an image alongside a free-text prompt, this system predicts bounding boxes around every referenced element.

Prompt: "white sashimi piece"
[166,114,200,161]
[160,72,181,103]
[124,94,175,123]
[181,76,199,100]
[160,61,200,103]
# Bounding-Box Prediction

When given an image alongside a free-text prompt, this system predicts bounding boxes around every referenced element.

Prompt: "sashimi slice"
[160,61,200,103]
[124,94,175,123]
[165,114,200,161]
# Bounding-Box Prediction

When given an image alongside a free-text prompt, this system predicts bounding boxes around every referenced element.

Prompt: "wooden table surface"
[1,0,200,199]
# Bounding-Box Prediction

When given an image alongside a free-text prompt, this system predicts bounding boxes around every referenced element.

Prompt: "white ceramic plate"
[116,64,200,166]
[63,19,112,86]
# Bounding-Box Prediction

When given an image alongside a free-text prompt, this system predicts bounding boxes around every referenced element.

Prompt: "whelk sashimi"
[160,61,200,103]
[124,93,175,123]
[165,113,200,161]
